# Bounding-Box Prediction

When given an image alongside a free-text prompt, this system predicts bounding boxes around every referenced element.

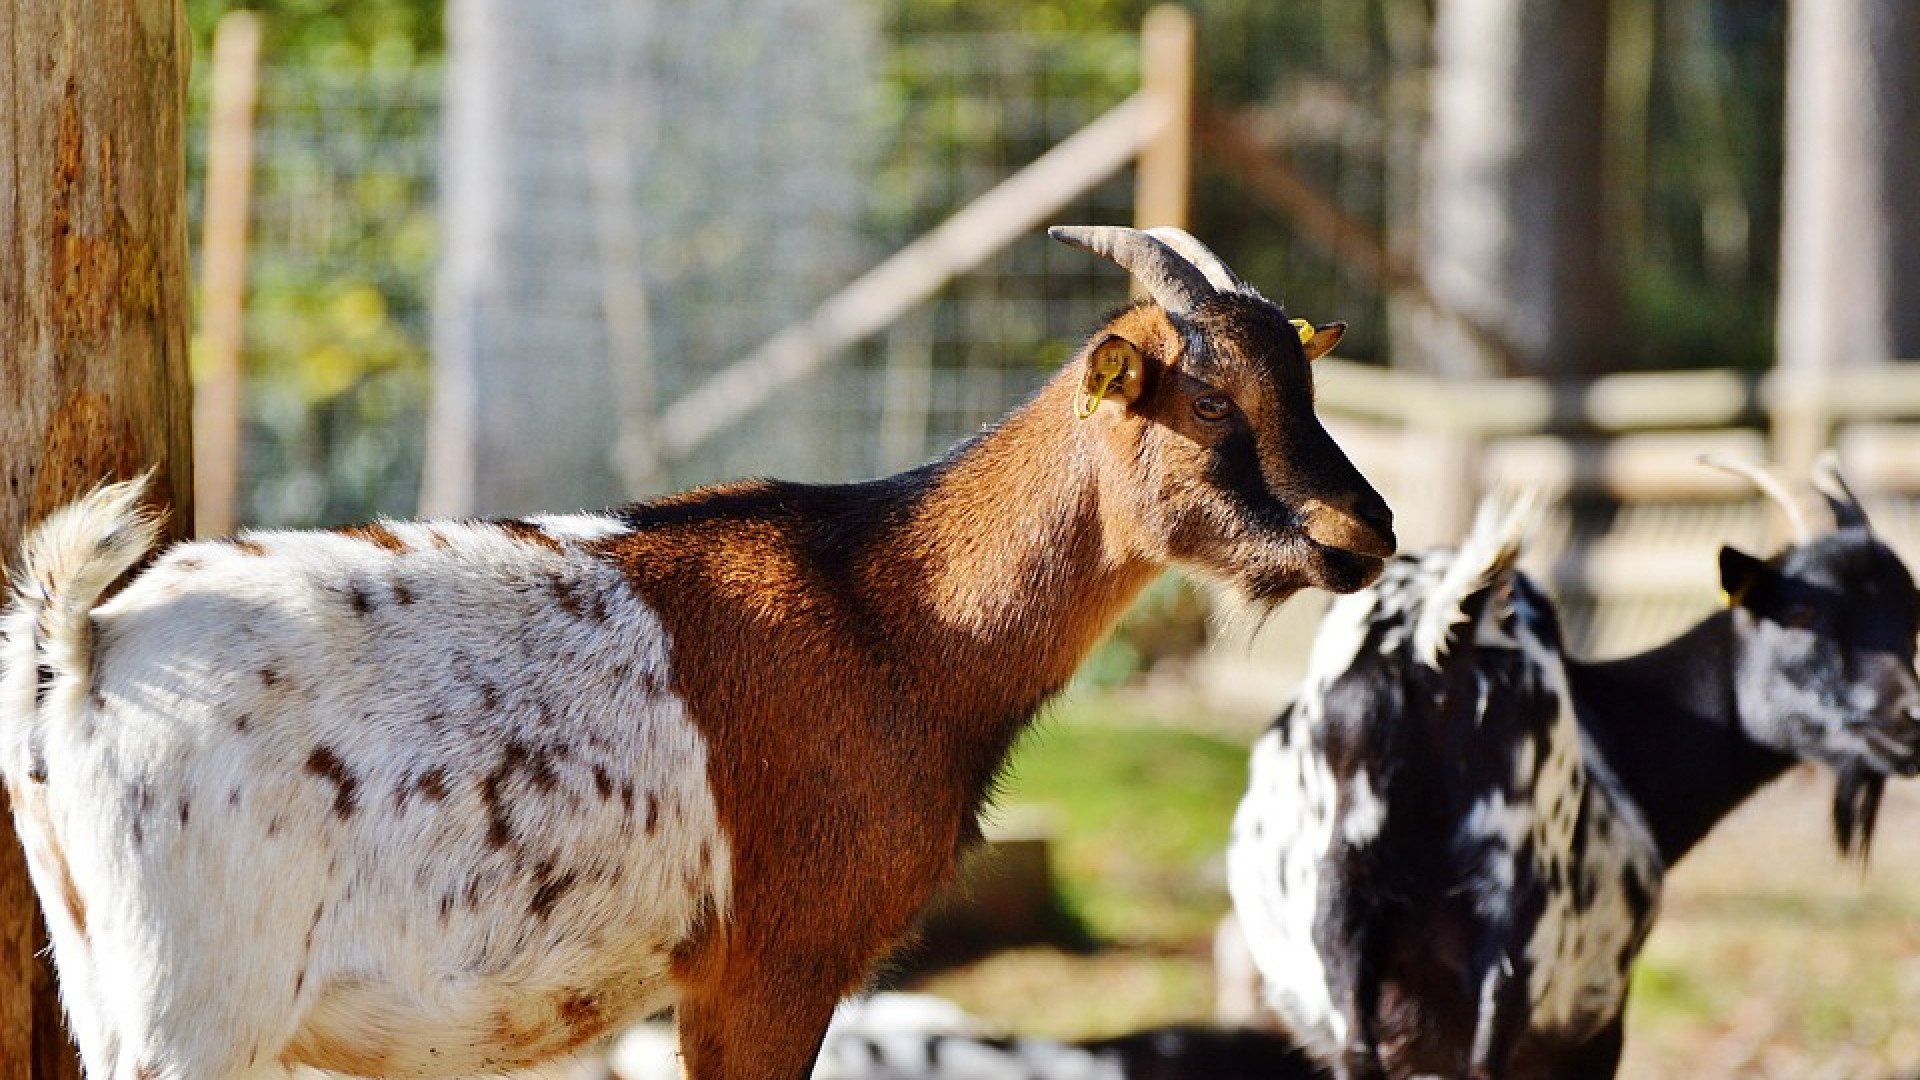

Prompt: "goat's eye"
[1779,603,1820,630]
[1193,394,1233,422]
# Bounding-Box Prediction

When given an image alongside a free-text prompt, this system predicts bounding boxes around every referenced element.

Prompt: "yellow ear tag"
[1076,348,1127,419]
[1291,318,1315,346]
[1721,583,1748,608]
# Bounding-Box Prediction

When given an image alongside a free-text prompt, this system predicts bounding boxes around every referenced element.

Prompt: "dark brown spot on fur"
[259,668,280,688]
[228,787,242,809]
[528,861,578,920]
[133,1064,158,1080]
[231,538,268,556]
[645,793,660,834]
[177,798,190,828]
[417,767,449,802]
[336,523,409,553]
[234,713,251,733]
[305,746,359,819]
[497,519,564,554]
[393,580,415,605]
[342,584,374,615]
[558,990,601,1031]
[591,765,613,799]
[549,573,585,616]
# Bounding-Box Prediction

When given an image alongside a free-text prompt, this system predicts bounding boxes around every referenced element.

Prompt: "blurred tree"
[1408,0,1617,378]
[0,2,194,1077]
[1776,0,1920,374]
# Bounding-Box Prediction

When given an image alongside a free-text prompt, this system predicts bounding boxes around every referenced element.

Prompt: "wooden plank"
[1133,5,1194,231]
[191,10,262,537]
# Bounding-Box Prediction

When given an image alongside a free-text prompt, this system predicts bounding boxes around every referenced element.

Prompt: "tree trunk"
[1410,0,1616,378]
[0,2,194,1076]
[1776,0,1920,373]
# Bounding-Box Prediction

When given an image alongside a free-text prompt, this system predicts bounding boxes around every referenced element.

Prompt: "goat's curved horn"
[1698,454,1811,543]
[1811,448,1872,531]
[1048,225,1215,315]
[1144,227,1247,294]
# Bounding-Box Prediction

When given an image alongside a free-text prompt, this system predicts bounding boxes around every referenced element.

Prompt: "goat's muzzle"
[1302,492,1397,561]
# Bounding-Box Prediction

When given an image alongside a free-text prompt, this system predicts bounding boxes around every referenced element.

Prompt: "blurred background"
[179,1,1919,1075]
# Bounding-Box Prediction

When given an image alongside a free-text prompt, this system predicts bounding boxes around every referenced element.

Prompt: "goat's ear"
[1301,321,1347,362]
[1077,334,1150,416]
[1718,546,1769,607]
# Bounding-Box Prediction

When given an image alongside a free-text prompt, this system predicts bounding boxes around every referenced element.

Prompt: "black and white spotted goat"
[1226,454,1920,1080]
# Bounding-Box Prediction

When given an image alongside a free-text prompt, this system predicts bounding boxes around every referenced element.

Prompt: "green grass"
[992,693,1249,945]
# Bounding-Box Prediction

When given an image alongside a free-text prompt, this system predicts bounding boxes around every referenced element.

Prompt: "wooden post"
[1133,5,1195,231]
[192,10,262,537]
[0,2,195,1077]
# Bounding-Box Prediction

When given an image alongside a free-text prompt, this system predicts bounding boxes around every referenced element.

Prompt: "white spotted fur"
[1227,501,1665,1062]
[1,479,732,1080]
[1223,585,1374,1057]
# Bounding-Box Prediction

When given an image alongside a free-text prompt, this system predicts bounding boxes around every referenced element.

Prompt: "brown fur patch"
[305,746,359,819]
[584,368,1163,1077]
[335,522,409,553]
[231,538,268,556]
[496,520,564,554]
[527,861,578,920]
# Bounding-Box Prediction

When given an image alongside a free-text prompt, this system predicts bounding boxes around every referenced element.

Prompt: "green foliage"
[187,0,442,62]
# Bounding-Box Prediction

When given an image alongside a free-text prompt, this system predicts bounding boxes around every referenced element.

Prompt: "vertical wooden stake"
[193,10,263,537]
[1133,5,1195,232]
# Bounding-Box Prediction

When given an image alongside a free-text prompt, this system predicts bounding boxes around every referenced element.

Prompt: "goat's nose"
[1303,492,1397,558]
[1354,491,1396,545]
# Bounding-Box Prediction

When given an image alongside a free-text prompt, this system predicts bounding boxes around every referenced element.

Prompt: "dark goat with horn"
[1225,453,1919,1080]
[1,226,1390,1080]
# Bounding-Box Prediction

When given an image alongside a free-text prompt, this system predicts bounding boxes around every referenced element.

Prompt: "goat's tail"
[3,474,161,776]
[1412,491,1541,669]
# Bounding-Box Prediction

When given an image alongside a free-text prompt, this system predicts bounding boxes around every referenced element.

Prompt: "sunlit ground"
[911,687,1920,1079]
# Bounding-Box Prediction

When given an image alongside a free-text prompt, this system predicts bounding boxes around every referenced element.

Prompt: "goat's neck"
[1565,611,1793,864]
[878,373,1161,727]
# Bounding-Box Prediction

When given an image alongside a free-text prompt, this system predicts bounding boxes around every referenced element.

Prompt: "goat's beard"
[1203,577,1298,653]
[1833,767,1886,859]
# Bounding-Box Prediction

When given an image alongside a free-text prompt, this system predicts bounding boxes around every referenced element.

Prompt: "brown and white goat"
[0,226,1393,1080]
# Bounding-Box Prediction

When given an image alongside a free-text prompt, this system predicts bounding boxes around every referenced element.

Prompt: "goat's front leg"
[674,963,843,1080]
[1317,874,1388,1080]
[1558,1009,1626,1080]
[1464,940,1529,1080]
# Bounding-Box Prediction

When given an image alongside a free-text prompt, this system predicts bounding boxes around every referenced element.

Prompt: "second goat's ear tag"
[1303,321,1347,361]
[1290,318,1314,345]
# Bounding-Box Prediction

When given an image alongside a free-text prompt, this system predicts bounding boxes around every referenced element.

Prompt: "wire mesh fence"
[185,19,1918,666]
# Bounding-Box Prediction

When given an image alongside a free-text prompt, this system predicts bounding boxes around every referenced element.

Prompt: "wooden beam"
[191,9,262,537]
[656,92,1164,460]
[1133,5,1195,231]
